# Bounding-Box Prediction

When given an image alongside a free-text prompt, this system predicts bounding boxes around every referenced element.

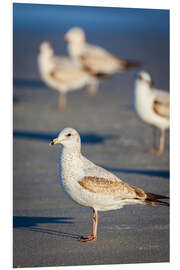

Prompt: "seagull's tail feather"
[123,60,142,70]
[144,199,169,207]
[144,192,169,207]
[93,73,111,79]
[146,192,169,201]
[112,54,142,70]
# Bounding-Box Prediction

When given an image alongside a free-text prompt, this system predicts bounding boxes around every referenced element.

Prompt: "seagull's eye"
[67,133,71,137]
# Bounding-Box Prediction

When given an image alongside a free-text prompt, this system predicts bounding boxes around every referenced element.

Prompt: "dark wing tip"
[123,60,142,69]
[144,192,169,207]
[146,192,169,201]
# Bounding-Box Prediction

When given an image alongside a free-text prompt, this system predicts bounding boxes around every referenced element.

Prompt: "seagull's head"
[49,128,81,149]
[40,41,54,56]
[136,71,153,86]
[64,27,85,43]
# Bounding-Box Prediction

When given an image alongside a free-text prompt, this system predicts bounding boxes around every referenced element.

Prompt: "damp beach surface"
[13,4,169,267]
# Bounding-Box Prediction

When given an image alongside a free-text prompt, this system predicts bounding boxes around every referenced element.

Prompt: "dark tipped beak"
[49,138,59,146]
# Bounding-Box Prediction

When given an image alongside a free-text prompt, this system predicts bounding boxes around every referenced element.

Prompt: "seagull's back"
[152,88,169,103]
[81,155,121,182]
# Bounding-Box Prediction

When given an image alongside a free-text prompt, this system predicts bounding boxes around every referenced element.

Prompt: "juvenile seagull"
[50,127,169,242]
[64,27,141,83]
[38,42,98,111]
[134,71,169,154]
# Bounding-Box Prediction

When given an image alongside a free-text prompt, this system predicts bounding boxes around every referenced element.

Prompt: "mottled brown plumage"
[50,127,169,242]
[78,176,169,207]
[153,100,169,119]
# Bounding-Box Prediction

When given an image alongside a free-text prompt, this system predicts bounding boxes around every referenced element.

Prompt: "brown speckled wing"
[78,176,146,199]
[80,54,107,74]
[50,70,64,82]
[50,69,82,82]
[153,100,169,119]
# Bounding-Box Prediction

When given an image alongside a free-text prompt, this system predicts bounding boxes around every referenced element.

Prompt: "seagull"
[134,71,170,155]
[38,42,99,111]
[50,127,169,242]
[64,27,141,80]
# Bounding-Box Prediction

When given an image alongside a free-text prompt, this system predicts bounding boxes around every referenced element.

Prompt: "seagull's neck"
[59,144,83,183]
[39,53,55,73]
[60,144,82,159]
[134,80,151,97]
[134,80,152,113]
[68,40,86,59]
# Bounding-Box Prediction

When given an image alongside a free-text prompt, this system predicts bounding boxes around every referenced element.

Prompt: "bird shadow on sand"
[13,79,47,90]
[102,166,169,179]
[13,216,81,240]
[13,130,116,145]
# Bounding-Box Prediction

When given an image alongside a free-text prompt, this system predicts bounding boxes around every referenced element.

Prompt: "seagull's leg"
[159,129,165,154]
[148,126,158,154]
[92,209,98,239]
[80,208,98,242]
[86,80,99,96]
[57,92,67,112]
[149,129,165,155]
[87,85,98,96]
[153,126,157,149]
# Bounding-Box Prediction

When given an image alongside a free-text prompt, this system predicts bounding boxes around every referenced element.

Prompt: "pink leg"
[80,209,98,242]
[56,92,66,112]
[148,129,165,155]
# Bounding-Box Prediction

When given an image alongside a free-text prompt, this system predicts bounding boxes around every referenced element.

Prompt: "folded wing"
[78,176,169,206]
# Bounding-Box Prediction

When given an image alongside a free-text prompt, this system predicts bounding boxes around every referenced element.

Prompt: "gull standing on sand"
[38,42,99,111]
[50,127,169,242]
[134,71,169,155]
[64,27,141,95]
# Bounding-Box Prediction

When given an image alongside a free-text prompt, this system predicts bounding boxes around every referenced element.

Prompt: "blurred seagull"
[38,41,99,111]
[50,127,169,242]
[134,71,169,154]
[64,27,141,79]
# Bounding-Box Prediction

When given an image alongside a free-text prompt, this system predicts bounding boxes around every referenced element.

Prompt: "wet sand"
[13,11,169,268]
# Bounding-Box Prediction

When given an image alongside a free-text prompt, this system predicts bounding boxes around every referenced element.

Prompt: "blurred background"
[13,3,169,268]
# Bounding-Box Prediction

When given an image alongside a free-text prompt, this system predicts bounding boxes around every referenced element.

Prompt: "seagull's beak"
[49,138,59,146]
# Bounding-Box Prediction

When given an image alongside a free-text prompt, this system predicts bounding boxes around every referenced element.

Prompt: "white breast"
[59,149,91,207]
[134,81,169,130]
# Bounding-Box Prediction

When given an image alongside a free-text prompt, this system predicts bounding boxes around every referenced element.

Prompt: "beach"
[13,4,169,267]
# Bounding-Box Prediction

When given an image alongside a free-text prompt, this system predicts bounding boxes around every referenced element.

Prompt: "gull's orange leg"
[86,80,99,97]
[148,126,158,154]
[148,128,165,155]
[56,92,67,112]
[159,129,165,154]
[80,208,98,242]
[86,85,98,96]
